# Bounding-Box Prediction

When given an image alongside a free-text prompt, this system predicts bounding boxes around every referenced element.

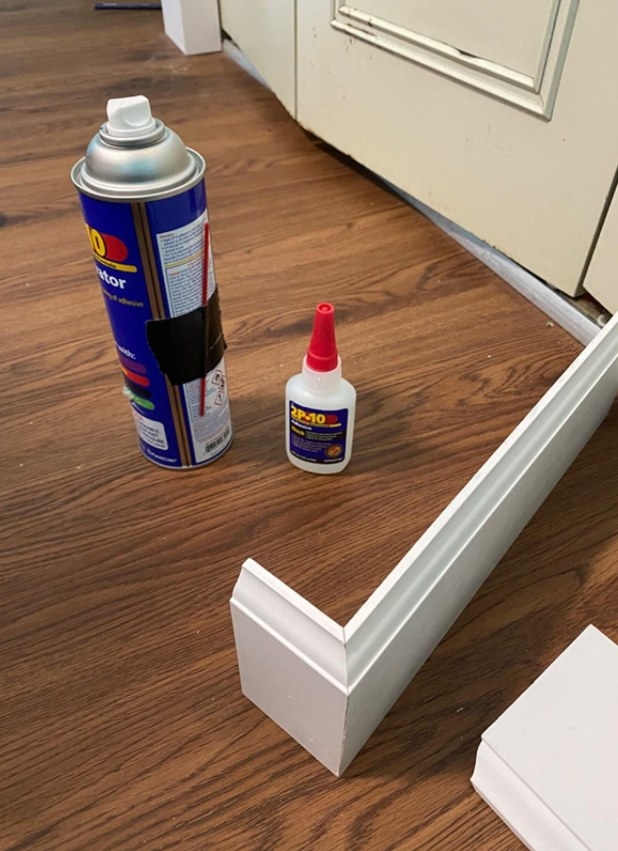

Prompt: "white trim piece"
[471,626,618,851]
[231,313,618,775]
[386,182,602,347]
[231,560,348,773]
[161,0,221,56]
[472,743,585,851]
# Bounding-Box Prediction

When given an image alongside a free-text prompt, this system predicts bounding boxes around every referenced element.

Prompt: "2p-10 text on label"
[290,405,341,426]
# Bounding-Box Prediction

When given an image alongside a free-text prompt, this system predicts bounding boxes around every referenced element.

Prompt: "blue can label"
[78,182,232,468]
[288,402,348,464]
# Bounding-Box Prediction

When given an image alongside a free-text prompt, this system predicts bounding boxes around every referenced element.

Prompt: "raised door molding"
[231,312,618,775]
[331,0,579,117]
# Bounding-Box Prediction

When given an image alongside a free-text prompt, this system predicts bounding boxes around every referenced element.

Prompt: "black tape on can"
[145,289,227,386]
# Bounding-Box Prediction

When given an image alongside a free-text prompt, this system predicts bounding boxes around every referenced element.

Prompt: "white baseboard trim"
[161,0,221,56]
[472,742,582,851]
[471,626,618,850]
[231,313,618,775]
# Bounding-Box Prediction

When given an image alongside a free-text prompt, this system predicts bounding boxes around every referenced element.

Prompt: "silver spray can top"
[71,95,205,201]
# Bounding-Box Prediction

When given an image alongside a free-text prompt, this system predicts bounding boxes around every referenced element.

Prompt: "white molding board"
[231,313,618,775]
[331,0,578,117]
[471,626,618,850]
[161,0,221,56]
[231,561,348,772]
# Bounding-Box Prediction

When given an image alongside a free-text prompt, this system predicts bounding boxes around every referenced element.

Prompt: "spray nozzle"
[105,95,158,140]
[306,302,338,372]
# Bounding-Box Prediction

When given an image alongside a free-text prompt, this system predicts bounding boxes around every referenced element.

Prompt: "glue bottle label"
[288,402,348,464]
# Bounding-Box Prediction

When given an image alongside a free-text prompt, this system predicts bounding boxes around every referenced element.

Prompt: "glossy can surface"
[71,98,232,468]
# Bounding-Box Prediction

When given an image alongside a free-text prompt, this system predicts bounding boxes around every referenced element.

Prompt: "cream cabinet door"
[583,189,618,314]
[294,1,618,297]
[220,0,295,114]
[220,1,618,304]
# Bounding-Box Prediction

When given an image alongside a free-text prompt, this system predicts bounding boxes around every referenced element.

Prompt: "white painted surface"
[219,0,295,114]
[161,0,221,55]
[584,187,618,315]
[472,626,618,851]
[231,560,348,773]
[297,1,618,296]
[232,314,618,775]
[473,743,585,851]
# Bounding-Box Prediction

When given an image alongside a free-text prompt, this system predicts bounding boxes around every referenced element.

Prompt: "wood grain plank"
[1,2,616,850]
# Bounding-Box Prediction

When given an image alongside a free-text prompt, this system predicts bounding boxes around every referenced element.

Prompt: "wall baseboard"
[161,0,221,56]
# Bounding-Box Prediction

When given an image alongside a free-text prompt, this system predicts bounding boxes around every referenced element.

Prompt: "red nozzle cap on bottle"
[305,302,338,372]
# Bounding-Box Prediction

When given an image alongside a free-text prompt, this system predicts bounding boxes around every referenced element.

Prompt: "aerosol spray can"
[71,95,232,469]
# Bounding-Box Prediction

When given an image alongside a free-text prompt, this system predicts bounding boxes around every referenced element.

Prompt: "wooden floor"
[2,3,618,849]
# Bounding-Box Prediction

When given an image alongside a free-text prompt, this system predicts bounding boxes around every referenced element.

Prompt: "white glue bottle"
[285,302,356,474]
